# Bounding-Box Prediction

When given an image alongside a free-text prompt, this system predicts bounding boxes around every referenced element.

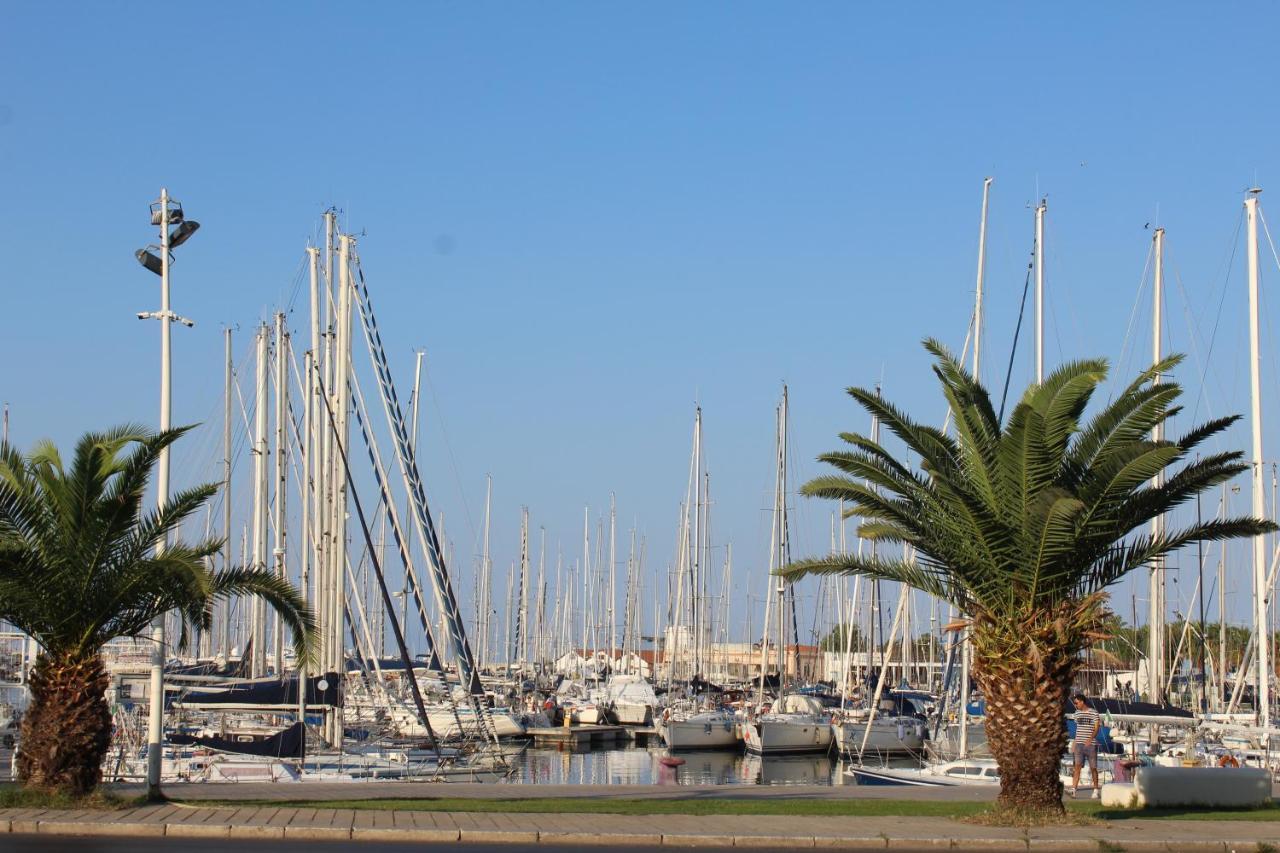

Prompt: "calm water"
[500,744,850,786]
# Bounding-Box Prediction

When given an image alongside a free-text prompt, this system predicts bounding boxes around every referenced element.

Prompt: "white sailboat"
[657,706,741,750]
[744,693,834,755]
[742,387,835,756]
[832,711,926,757]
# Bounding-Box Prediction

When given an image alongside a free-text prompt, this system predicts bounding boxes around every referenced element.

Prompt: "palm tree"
[782,341,1273,816]
[0,425,315,796]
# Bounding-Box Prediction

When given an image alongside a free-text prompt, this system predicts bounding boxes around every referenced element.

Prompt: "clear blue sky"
[2,3,1278,649]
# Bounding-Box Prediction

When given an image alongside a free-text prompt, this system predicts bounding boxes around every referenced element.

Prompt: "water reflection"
[502,744,847,786]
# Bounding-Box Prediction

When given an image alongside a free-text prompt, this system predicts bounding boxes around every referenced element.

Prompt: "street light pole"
[136,187,198,799]
[145,187,172,799]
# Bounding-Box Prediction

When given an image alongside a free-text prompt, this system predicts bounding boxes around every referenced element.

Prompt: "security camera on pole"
[135,188,199,798]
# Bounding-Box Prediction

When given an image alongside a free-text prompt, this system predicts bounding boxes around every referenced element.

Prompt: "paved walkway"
[1,802,1276,850]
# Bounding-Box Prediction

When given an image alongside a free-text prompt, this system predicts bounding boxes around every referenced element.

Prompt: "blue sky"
[2,3,1278,651]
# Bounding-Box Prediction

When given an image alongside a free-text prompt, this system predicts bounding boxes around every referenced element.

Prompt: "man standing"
[1070,692,1101,798]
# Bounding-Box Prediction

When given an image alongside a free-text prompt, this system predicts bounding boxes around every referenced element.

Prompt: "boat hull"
[743,716,833,755]
[397,709,526,739]
[613,703,652,726]
[659,715,740,750]
[845,759,1000,787]
[833,718,925,757]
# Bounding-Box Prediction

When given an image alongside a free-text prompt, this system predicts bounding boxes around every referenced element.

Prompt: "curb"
[2,819,1273,850]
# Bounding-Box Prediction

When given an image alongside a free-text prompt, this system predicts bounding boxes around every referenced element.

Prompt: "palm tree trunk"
[971,617,1082,817]
[977,666,1069,814]
[17,652,112,795]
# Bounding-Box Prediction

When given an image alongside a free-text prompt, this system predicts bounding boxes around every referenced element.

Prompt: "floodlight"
[136,248,163,276]
[169,220,200,248]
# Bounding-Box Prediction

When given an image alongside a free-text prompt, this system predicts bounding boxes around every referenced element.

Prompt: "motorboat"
[606,674,657,725]
[847,754,1122,788]
[847,757,1000,787]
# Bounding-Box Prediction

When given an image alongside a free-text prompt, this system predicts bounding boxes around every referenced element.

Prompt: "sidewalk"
[2,802,1276,850]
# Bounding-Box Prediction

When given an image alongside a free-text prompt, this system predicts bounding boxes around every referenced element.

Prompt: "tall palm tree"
[782,341,1272,815]
[0,425,315,796]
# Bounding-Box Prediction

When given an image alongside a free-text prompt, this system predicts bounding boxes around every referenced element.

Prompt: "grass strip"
[2,781,1273,822]
[0,784,145,810]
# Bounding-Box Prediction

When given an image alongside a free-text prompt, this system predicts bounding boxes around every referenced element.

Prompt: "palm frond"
[793,341,1269,624]
[0,425,316,664]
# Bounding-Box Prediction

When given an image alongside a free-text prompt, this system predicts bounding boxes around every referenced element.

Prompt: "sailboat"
[657,407,741,750]
[742,386,835,756]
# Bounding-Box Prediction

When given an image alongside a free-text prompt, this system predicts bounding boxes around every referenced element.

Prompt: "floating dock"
[525,724,629,747]
[625,726,662,745]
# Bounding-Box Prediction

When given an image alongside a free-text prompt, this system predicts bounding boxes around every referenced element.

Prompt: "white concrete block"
[1124,766,1272,809]
[1100,781,1142,808]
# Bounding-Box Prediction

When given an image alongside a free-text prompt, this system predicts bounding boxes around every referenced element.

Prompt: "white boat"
[555,679,609,724]
[574,703,607,725]
[606,674,657,725]
[743,714,833,755]
[847,757,1001,786]
[658,709,740,750]
[832,714,926,757]
[848,754,1120,789]
[925,721,989,760]
[388,703,527,739]
[743,695,833,755]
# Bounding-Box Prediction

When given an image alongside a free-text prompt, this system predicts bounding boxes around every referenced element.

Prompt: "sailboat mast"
[1149,227,1166,705]
[692,407,702,679]
[775,387,789,687]
[869,393,881,679]
[1034,198,1046,384]
[519,506,530,673]
[721,543,731,682]
[302,247,318,635]
[320,231,353,750]
[973,177,993,381]
[958,180,992,744]
[319,212,335,702]
[608,494,617,664]
[1219,485,1228,712]
[703,471,712,679]
[251,322,269,677]
[273,311,288,675]
[221,328,233,658]
[504,561,514,674]
[581,509,590,678]
[480,475,492,669]
[537,526,545,669]
[1245,191,1270,728]
[405,349,425,651]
